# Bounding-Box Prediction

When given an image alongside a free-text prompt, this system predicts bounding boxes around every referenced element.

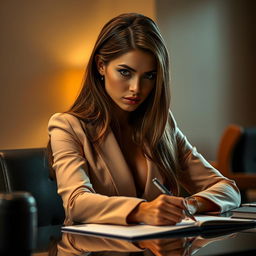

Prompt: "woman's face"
[97,49,157,112]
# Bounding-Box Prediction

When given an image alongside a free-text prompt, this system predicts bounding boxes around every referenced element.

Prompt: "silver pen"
[152,178,197,222]
[152,178,172,195]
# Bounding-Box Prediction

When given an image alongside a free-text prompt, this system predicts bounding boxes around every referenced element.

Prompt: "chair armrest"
[217,125,243,176]
[226,173,256,190]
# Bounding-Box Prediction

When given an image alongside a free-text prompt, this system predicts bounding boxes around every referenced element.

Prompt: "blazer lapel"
[80,121,162,200]
[95,129,137,197]
[142,158,163,201]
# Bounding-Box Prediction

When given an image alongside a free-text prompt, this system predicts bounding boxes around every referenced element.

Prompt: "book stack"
[231,202,256,219]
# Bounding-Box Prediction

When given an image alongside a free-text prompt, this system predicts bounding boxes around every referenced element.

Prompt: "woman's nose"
[129,78,140,93]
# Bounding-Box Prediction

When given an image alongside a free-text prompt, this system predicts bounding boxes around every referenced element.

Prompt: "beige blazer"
[48,113,240,225]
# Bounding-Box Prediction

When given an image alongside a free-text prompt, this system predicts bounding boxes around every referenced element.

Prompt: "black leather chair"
[0,148,65,226]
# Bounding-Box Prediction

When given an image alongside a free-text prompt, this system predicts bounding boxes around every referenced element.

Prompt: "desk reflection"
[54,232,235,256]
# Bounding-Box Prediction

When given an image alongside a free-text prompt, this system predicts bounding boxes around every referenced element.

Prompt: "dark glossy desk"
[32,225,256,256]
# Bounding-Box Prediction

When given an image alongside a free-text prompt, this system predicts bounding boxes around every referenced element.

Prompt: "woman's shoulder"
[48,112,81,127]
[48,112,93,143]
[168,110,178,133]
[167,111,185,142]
[48,112,90,136]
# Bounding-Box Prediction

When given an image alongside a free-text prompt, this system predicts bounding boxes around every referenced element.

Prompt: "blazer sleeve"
[173,118,241,213]
[48,113,144,225]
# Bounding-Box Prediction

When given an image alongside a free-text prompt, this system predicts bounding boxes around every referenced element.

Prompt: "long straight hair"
[49,13,180,194]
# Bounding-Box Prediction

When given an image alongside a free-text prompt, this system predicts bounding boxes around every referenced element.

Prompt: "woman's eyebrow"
[118,64,136,72]
[117,64,156,73]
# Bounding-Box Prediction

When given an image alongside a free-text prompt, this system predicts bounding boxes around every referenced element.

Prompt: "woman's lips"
[122,97,141,105]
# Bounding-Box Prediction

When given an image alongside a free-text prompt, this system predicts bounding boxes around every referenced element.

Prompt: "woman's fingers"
[153,195,186,222]
[152,206,184,225]
[129,194,187,225]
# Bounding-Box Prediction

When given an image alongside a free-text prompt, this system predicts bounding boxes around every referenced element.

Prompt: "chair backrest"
[0,148,65,226]
[232,128,256,173]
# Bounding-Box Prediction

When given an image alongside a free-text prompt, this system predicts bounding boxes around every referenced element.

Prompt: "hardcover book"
[231,207,256,219]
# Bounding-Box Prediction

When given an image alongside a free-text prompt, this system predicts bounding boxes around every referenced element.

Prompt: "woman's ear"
[95,55,105,76]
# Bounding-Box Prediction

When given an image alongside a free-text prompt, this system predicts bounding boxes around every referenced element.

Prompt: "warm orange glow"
[0,0,156,150]
[60,68,85,108]
[44,68,86,112]
[66,45,93,67]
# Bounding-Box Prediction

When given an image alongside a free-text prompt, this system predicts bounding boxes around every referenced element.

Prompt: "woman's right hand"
[127,194,186,225]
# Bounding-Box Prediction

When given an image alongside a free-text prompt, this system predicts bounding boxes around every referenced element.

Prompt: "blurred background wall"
[0,0,255,160]
[0,0,155,149]
[157,0,256,160]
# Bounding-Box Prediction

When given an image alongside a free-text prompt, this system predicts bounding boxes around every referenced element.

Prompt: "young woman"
[48,13,240,226]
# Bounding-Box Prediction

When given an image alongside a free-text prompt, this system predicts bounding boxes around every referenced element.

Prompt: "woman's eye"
[144,72,156,80]
[118,69,131,77]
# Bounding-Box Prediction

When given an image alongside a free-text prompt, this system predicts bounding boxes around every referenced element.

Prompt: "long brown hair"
[49,13,180,194]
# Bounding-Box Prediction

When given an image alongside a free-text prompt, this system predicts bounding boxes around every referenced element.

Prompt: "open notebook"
[62,215,256,241]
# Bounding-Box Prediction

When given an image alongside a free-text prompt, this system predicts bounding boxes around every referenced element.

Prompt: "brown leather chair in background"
[212,125,256,202]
